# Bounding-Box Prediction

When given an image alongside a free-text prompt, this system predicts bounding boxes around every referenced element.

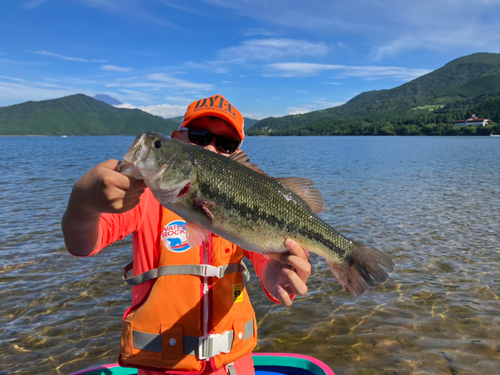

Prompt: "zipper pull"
[203,282,209,295]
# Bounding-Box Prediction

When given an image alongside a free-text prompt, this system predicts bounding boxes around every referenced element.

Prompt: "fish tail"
[327,241,394,298]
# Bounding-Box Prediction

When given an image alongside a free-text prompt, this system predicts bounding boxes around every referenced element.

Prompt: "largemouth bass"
[118,132,394,297]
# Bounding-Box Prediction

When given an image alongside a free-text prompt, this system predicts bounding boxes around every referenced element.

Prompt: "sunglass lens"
[216,138,239,154]
[188,128,212,146]
[187,127,240,154]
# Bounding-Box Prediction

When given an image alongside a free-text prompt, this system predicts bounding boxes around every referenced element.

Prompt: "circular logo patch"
[161,220,191,252]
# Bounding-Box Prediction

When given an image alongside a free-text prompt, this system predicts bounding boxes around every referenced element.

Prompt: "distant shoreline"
[0,134,134,137]
[1,134,498,138]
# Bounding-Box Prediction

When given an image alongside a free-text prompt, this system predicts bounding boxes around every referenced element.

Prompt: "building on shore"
[453,114,489,127]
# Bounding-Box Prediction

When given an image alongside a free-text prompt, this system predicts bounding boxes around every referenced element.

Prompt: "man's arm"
[61,159,146,256]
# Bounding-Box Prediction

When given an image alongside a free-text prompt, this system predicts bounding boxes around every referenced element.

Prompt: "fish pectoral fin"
[193,199,217,223]
[276,177,324,214]
[186,221,210,248]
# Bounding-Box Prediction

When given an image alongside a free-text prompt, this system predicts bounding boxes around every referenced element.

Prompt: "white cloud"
[313,99,345,108]
[217,38,329,64]
[147,73,214,91]
[204,0,387,35]
[102,64,133,72]
[106,74,213,91]
[34,50,107,63]
[163,96,195,105]
[268,62,431,81]
[203,0,500,59]
[267,63,342,77]
[241,112,260,119]
[0,80,85,105]
[80,0,178,28]
[117,89,158,103]
[22,0,48,10]
[0,76,27,83]
[370,27,500,61]
[115,102,186,119]
[286,98,345,116]
[287,107,311,115]
[242,28,282,37]
[334,66,432,81]
[36,82,63,88]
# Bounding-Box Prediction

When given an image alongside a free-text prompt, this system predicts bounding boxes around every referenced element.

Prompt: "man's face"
[174,116,241,156]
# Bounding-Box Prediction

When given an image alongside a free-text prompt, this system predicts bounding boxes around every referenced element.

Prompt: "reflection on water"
[1,136,499,375]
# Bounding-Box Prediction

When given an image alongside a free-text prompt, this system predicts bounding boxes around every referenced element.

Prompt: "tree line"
[248,96,500,136]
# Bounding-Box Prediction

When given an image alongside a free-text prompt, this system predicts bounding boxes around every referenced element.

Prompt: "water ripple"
[1,136,500,374]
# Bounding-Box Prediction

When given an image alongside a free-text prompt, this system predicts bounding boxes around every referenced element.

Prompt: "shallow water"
[1,135,499,375]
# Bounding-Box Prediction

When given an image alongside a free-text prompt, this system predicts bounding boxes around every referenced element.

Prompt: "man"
[62,95,311,375]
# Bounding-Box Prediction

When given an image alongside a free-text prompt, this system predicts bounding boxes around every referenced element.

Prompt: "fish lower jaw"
[151,188,182,205]
[151,181,193,206]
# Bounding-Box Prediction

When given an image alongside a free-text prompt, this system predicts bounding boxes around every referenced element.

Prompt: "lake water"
[1,135,499,375]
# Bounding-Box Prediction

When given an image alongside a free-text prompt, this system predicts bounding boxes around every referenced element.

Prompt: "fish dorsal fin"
[276,177,324,214]
[231,151,324,213]
[185,221,210,248]
[230,151,268,175]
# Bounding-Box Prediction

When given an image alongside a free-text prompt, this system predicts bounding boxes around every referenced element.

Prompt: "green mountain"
[167,116,260,130]
[249,53,500,136]
[0,94,178,136]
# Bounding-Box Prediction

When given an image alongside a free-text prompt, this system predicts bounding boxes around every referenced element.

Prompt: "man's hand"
[73,159,146,214]
[62,159,146,256]
[261,239,311,307]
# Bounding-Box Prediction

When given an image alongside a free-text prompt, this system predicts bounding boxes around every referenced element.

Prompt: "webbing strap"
[132,318,254,358]
[123,262,248,286]
[227,363,237,375]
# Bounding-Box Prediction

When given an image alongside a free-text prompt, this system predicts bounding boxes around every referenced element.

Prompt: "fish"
[118,131,394,297]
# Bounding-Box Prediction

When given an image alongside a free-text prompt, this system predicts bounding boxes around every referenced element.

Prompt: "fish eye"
[154,140,162,149]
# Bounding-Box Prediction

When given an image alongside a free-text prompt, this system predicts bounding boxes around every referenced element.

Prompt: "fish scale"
[194,151,352,260]
[119,131,394,297]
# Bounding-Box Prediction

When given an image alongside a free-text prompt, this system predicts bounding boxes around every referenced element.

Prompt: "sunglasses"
[182,127,240,155]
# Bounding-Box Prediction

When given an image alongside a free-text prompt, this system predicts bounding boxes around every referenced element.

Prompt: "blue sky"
[1,0,500,119]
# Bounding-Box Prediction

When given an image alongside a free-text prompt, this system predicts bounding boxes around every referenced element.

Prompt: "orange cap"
[179,95,245,140]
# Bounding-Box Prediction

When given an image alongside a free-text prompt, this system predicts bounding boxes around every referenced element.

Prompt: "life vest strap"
[226,363,237,375]
[131,318,254,359]
[123,262,250,286]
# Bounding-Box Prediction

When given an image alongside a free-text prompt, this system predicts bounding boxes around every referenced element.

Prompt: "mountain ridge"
[93,94,122,106]
[0,94,178,136]
[249,52,500,134]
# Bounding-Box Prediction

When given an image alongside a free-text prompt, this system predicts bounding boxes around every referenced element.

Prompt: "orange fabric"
[180,95,245,141]
[120,207,258,372]
[87,188,273,374]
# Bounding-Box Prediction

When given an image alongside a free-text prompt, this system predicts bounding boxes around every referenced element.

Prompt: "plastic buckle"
[198,331,232,360]
[202,265,224,278]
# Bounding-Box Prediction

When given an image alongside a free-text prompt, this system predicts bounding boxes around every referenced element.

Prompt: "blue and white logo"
[161,220,191,252]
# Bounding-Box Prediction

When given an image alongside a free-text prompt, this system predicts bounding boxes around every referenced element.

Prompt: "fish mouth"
[117,132,149,179]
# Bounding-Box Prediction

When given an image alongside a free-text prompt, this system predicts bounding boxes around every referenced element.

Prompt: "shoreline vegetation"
[247,93,500,137]
[2,53,500,137]
[248,53,500,137]
[2,133,500,137]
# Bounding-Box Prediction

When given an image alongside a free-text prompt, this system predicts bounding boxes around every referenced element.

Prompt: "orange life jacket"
[118,207,258,373]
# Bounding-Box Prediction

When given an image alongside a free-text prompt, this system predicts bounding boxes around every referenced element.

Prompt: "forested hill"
[249,52,500,136]
[0,94,178,136]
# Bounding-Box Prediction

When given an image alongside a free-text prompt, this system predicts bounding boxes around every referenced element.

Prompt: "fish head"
[118,131,194,204]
